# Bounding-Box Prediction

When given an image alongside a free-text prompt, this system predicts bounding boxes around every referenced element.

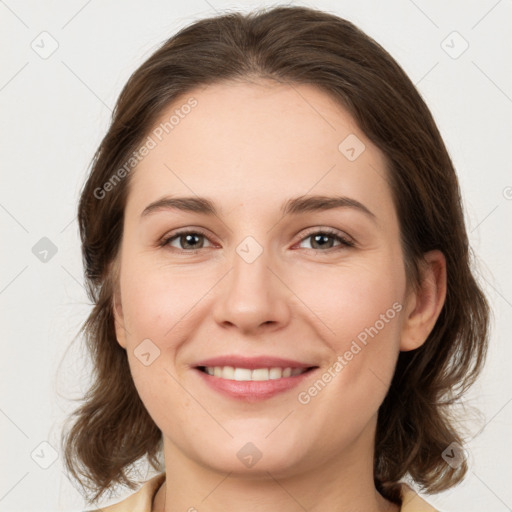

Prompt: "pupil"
[313,234,332,249]
[184,234,201,249]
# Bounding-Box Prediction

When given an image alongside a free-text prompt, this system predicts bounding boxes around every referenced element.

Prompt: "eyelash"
[159,227,355,254]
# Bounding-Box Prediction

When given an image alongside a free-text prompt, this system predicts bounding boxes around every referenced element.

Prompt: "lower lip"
[194,368,317,402]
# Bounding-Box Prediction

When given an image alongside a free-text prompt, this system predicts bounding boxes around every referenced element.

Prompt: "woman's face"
[113,80,426,477]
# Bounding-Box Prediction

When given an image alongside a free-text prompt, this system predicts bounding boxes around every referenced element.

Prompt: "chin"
[189,435,309,477]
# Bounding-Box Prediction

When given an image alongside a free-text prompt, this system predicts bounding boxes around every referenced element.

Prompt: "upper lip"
[194,355,318,370]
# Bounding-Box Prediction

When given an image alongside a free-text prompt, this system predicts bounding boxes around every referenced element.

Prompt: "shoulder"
[85,473,166,512]
[400,483,439,512]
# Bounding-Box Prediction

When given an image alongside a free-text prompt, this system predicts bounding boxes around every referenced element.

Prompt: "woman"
[61,6,489,511]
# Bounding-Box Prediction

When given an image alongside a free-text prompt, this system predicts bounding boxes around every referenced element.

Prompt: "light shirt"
[87,473,439,512]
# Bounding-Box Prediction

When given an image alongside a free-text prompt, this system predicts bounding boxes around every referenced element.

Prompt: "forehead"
[126,80,393,222]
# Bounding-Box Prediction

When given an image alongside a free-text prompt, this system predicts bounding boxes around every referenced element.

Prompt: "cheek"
[294,256,404,395]
[293,277,403,444]
[294,254,404,344]
[120,260,211,341]
[118,260,216,412]
[118,266,194,431]
[126,360,191,439]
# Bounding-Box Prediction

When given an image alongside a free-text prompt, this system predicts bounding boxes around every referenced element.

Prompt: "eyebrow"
[140,194,377,223]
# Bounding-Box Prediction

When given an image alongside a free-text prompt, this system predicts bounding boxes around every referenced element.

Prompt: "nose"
[212,240,291,335]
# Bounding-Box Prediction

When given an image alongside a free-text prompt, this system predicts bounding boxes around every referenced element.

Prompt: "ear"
[400,250,447,352]
[111,260,127,350]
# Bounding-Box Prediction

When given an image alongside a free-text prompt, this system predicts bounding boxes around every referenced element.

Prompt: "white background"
[1,1,511,511]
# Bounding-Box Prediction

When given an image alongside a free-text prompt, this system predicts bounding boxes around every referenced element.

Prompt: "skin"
[113,80,446,512]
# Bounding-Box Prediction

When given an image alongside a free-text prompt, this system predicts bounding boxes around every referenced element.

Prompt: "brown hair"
[60,5,490,506]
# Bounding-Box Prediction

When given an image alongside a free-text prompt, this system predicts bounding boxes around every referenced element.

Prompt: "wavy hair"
[60,5,490,506]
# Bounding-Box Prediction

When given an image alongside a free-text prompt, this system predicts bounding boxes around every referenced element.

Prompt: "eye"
[160,227,355,254]
[296,228,355,251]
[161,230,213,253]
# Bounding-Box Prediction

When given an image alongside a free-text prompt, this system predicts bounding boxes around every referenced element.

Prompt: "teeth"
[251,368,269,381]
[233,368,252,381]
[202,366,308,381]
[269,367,282,379]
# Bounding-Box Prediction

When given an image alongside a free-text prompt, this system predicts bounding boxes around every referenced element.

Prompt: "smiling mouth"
[196,366,317,381]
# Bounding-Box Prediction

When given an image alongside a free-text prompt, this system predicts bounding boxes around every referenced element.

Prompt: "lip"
[193,355,315,370]
[192,355,319,402]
